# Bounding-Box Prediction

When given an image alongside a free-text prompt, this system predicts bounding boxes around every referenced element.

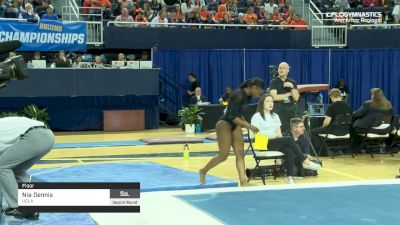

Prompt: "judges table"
[199,104,258,131]
[0,68,160,130]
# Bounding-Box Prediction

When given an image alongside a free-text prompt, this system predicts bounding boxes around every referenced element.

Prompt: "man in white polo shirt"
[0,117,54,220]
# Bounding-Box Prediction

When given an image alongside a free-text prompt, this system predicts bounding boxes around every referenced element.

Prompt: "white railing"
[312,25,347,47]
[106,21,309,30]
[86,21,103,45]
[0,18,27,22]
[309,0,324,25]
[349,24,400,29]
[62,0,80,21]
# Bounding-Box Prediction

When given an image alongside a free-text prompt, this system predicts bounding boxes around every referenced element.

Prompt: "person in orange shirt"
[289,13,307,30]
[214,4,231,22]
[243,6,258,26]
[199,5,209,22]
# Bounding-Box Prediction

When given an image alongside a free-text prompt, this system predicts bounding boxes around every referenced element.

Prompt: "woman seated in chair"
[251,94,320,184]
[311,88,352,155]
[351,88,396,152]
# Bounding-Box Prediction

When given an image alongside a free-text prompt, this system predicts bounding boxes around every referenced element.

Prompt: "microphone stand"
[303,113,323,167]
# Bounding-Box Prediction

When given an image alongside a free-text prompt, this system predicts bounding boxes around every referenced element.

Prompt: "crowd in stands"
[0,0,59,21]
[84,0,308,28]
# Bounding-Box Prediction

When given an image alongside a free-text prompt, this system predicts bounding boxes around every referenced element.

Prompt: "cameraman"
[269,62,299,133]
[0,117,54,220]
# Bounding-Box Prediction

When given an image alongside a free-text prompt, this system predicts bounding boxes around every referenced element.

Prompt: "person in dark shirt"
[290,118,312,157]
[269,62,299,134]
[219,86,233,104]
[189,87,207,105]
[2,4,18,18]
[334,78,350,102]
[311,88,352,155]
[186,73,200,101]
[199,78,264,187]
[351,88,396,152]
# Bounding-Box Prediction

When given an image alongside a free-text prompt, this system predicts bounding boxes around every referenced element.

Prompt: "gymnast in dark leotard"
[199,78,264,187]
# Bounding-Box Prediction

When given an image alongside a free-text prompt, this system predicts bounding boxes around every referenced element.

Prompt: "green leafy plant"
[178,105,204,127]
[0,112,19,118]
[23,104,50,125]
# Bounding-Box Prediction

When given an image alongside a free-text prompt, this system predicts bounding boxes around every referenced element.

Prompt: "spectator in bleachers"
[199,5,209,21]
[280,1,290,14]
[115,7,134,26]
[111,2,123,19]
[118,53,126,62]
[226,0,238,16]
[36,0,50,17]
[90,0,112,19]
[33,51,42,61]
[120,0,134,11]
[334,0,350,8]
[189,87,208,105]
[265,0,277,14]
[19,0,30,14]
[214,4,231,22]
[2,3,18,18]
[72,54,83,68]
[139,51,149,60]
[143,2,154,20]
[363,0,380,7]
[19,3,40,21]
[243,6,258,26]
[272,7,282,22]
[32,0,44,9]
[181,0,193,14]
[257,6,267,23]
[54,50,71,68]
[41,5,58,20]
[193,0,206,7]
[150,0,161,11]
[175,3,186,21]
[220,12,232,25]
[233,12,247,27]
[151,9,168,27]
[187,10,200,24]
[135,9,149,27]
[289,13,307,30]
[393,3,399,23]
[203,12,216,26]
[92,55,104,68]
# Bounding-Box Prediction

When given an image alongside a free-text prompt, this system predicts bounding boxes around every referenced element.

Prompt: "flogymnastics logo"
[326,12,382,24]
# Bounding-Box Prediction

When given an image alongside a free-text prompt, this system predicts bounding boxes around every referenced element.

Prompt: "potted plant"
[178,105,203,133]
[23,104,50,126]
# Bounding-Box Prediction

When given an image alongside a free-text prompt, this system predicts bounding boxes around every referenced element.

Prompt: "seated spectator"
[272,7,282,22]
[334,0,350,8]
[290,118,312,158]
[226,0,238,17]
[90,0,112,20]
[33,51,42,60]
[118,53,126,62]
[233,13,247,28]
[220,12,232,25]
[150,10,168,27]
[139,51,149,60]
[41,5,58,20]
[334,78,350,102]
[202,12,216,26]
[19,0,30,14]
[351,88,395,152]
[187,10,200,24]
[181,0,193,15]
[257,6,267,24]
[135,9,149,27]
[92,55,104,68]
[251,94,321,184]
[142,2,154,20]
[393,3,399,24]
[199,5,209,22]
[120,0,134,11]
[150,0,161,11]
[189,87,207,105]
[311,88,352,155]
[193,0,205,7]
[2,3,18,18]
[289,13,307,30]
[214,4,230,22]
[36,0,50,17]
[111,2,123,19]
[54,50,71,68]
[175,4,186,22]
[363,0,380,7]
[243,6,258,26]
[265,0,277,14]
[19,3,40,21]
[115,7,134,26]
[219,86,233,104]
[72,54,84,68]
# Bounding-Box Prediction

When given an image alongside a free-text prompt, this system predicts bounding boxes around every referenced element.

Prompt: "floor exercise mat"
[1,213,97,225]
[178,184,400,225]
[30,162,237,192]
[140,137,204,145]
[53,140,146,149]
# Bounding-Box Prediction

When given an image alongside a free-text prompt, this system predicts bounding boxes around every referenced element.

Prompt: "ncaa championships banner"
[0,20,86,51]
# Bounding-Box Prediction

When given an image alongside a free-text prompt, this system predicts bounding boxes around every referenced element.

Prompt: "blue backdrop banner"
[0,20,86,51]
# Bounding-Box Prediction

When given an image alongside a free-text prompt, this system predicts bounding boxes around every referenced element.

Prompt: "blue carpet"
[178,184,400,225]
[30,162,237,192]
[53,139,215,149]
[1,213,97,225]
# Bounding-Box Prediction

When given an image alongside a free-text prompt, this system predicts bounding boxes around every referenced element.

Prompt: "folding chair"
[358,114,393,158]
[389,117,400,156]
[318,114,352,159]
[246,130,285,185]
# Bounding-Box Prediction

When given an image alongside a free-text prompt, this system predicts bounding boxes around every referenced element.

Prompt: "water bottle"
[183,143,189,159]
[318,93,323,104]
[195,124,201,133]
